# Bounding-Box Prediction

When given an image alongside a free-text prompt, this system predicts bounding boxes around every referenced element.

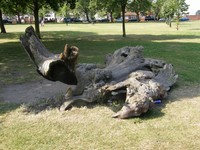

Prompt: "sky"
[185,0,200,15]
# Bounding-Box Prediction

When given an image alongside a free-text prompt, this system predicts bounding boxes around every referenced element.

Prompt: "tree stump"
[20,26,178,119]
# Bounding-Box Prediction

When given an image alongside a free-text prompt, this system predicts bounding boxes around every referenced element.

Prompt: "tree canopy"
[26,0,76,38]
[160,0,188,28]
[128,0,152,22]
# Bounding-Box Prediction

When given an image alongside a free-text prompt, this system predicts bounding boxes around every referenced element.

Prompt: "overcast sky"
[185,0,200,15]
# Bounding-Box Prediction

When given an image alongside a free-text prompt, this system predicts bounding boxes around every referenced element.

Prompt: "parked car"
[44,18,56,22]
[44,14,55,22]
[63,18,82,23]
[115,18,122,22]
[96,18,109,23]
[159,18,165,22]
[179,17,189,21]
[63,18,70,23]
[3,19,12,24]
[71,18,82,23]
[128,18,137,22]
[145,16,155,21]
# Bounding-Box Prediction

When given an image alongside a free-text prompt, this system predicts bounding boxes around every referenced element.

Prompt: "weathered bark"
[20,26,178,119]
[62,46,178,119]
[20,26,78,85]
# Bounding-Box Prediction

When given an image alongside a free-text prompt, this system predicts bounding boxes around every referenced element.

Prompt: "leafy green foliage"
[75,0,92,22]
[128,0,152,21]
[160,0,189,28]
[152,0,164,20]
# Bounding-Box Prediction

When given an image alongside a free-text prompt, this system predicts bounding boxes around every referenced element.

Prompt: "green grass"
[1,21,200,149]
[1,22,200,85]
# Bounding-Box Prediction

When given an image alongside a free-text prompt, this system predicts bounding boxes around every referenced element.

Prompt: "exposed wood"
[69,46,178,119]
[20,26,78,85]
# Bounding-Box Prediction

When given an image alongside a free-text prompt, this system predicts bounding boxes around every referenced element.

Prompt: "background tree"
[0,9,6,33]
[56,5,70,19]
[128,0,152,22]
[76,0,91,22]
[0,0,9,33]
[161,0,176,27]
[196,10,200,15]
[39,6,52,23]
[91,0,120,22]
[120,0,128,37]
[161,0,188,28]
[5,0,27,24]
[0,0,28,34]
[152,0,164,20]
[174,0,189,30]
[0,0,27,33]
[90,0,127,36]
[25,0,76,38]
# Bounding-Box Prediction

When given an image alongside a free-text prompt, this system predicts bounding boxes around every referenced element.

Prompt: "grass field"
[1,21,200,149]
[1,22,200,84]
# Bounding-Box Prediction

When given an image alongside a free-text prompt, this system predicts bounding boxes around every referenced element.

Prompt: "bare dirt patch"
[0,79,69,104]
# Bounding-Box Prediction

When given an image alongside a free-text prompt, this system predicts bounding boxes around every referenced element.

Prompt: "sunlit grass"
[1,86,200,150]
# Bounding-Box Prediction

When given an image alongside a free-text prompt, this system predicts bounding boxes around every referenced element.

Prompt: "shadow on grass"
[140,104,165,120]
[22,96,97,114]
[23,96,66,114]
[166,83,200,103]
[39,31,200,47]
[0,102,20,115]
[21,95,165,120]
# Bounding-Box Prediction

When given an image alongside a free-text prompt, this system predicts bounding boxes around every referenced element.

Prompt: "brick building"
[187,15,200,20]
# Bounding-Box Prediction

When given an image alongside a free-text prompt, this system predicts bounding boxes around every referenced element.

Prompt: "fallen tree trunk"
[20,26,78,85]
[20,26,178,119]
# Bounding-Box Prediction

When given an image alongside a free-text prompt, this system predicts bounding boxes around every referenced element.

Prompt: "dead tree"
[20,26,178,119]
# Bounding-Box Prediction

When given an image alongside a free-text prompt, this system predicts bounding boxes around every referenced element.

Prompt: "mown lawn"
[0,21,200,149]
[1,22,200,84]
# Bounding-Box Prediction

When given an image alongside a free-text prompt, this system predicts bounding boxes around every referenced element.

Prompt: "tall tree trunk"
[136,12,140,22]
[17,12,21,24]
[176,14,180,30]
[85,9,90,23]
[110,11,113,22]
[121,0,127,37]
[0,9,6,33]
[55,13,57,23]
[169,16,172,28]
[33,0,41,38]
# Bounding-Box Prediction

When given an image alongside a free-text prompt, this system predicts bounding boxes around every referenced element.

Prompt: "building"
[187,15,200,20]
